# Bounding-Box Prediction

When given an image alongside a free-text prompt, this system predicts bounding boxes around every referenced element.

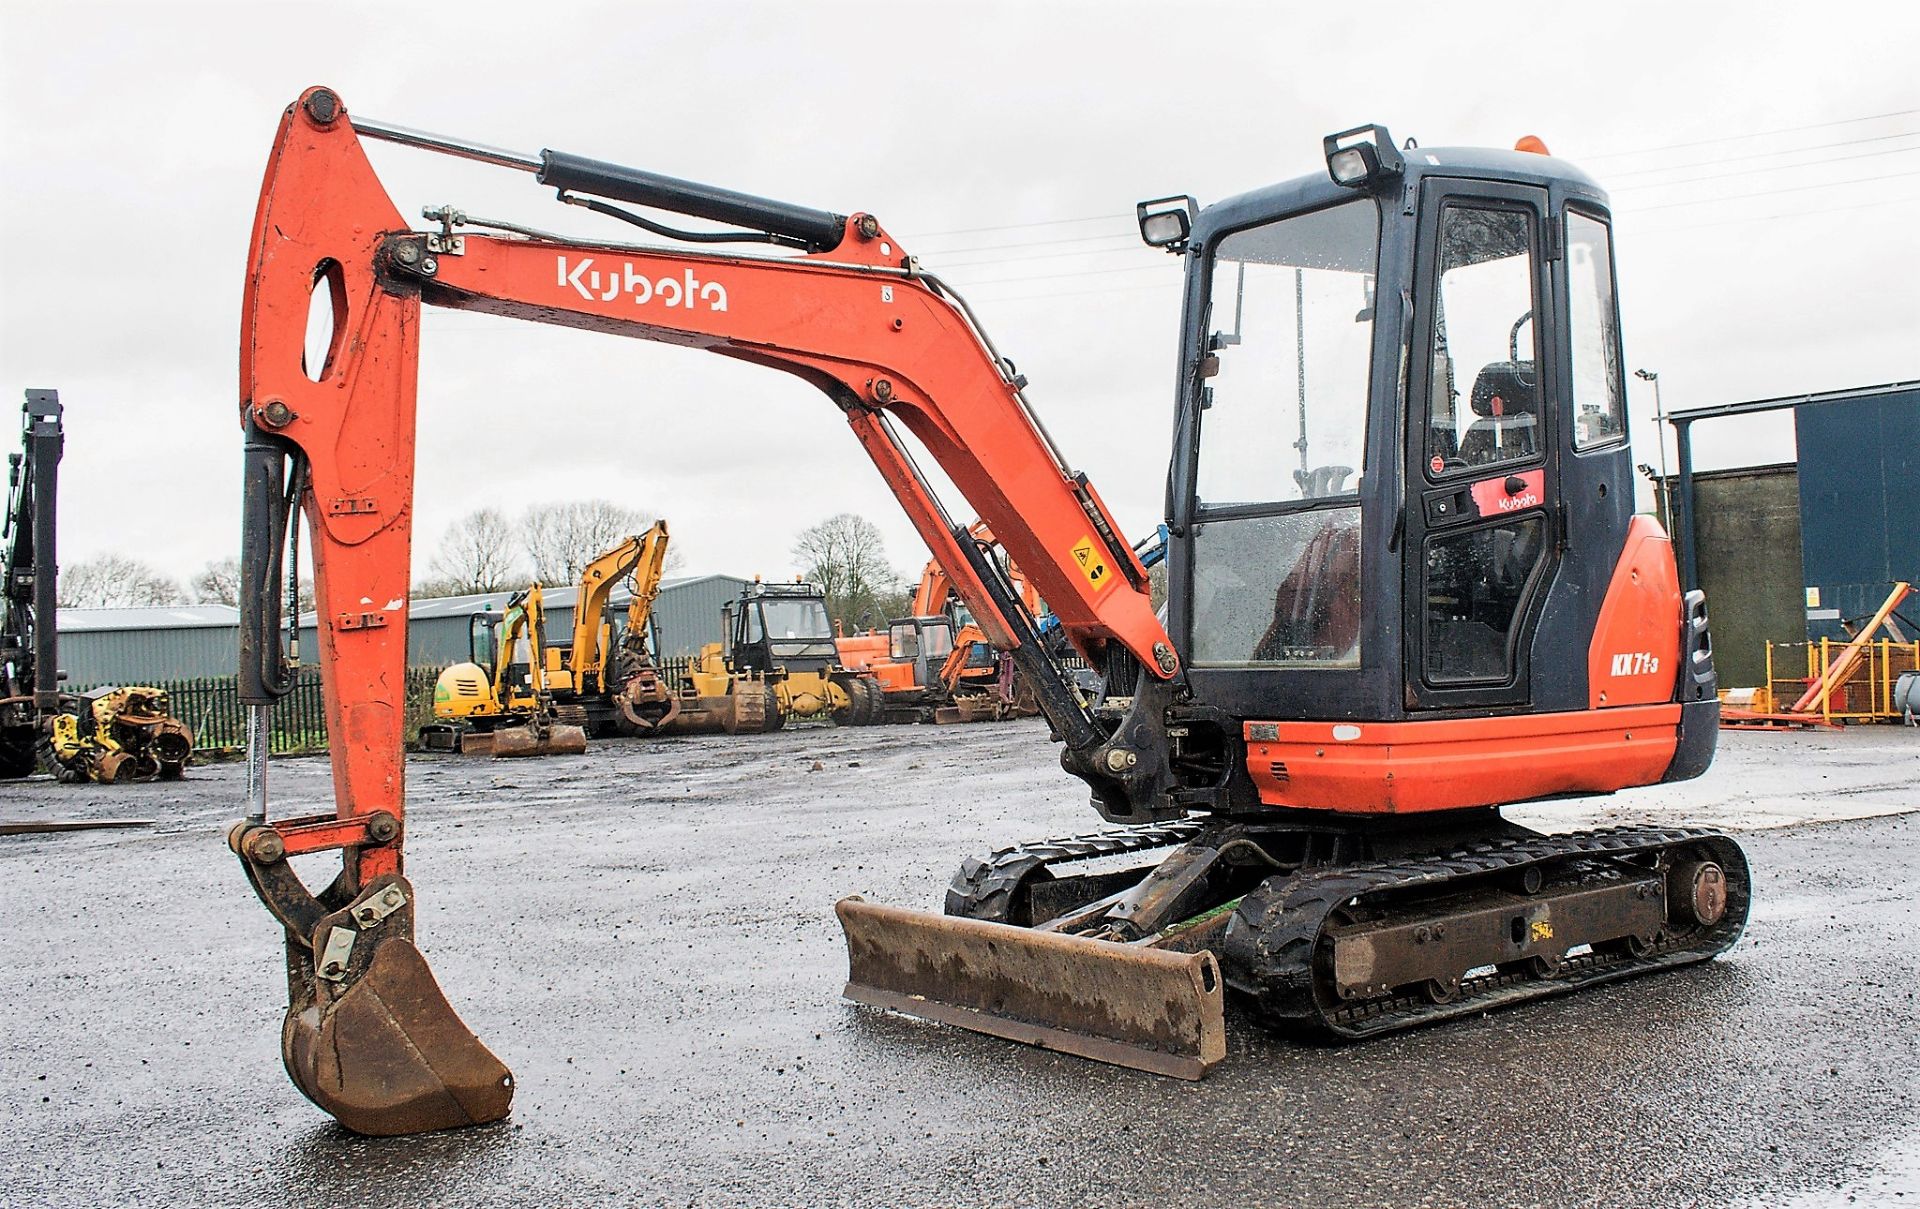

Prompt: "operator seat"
[1457,361,1539,467]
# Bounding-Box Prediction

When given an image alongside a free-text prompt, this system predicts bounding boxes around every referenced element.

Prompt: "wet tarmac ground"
[1,721,1916,1208]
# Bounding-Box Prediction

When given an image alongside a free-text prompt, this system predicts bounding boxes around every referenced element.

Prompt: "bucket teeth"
[836,896,1225,1079]
[281,877,513,1136]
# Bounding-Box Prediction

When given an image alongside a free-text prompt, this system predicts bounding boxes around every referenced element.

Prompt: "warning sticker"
[1069,535,1115,592]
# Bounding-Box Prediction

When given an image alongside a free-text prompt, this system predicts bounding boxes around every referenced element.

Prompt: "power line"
[947,262,1177,288]
[934,240,1147,270]
[1627,167,1920,212]
[899,109,1920,253]
[1605,129,1920,178]
[900,212,1129,241]
[918,228,1137,259]
[919,141,1920,265]
[944,166,1920,282]
[1612,142,1920,192]
[1582,107,1920,162]
[1630,193,1920,237]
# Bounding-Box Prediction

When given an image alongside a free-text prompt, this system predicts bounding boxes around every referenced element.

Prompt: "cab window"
[1567,211,1625,448]
[1425,205,1539,477]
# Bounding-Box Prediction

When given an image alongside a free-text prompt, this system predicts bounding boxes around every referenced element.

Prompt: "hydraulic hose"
[238,427,300,707]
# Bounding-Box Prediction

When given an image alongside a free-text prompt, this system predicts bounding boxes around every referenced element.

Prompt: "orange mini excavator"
[231,90,1741,1134]
[836,520,1042,722]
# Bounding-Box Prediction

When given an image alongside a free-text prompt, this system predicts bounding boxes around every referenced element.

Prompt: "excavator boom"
[232,87,1187,1133]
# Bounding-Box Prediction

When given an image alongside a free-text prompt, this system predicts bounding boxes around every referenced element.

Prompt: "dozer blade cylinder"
[836,897,1225,1080]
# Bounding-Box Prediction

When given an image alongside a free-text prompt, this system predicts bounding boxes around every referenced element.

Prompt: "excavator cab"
[886,615,956,682]
[1158,125,1715,791]
[730,583,839,676]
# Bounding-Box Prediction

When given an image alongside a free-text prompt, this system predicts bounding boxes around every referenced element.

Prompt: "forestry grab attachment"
[48,686,193,782]
[232,90,1741,1132]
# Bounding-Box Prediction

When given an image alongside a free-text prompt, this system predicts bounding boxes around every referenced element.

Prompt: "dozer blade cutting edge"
[835,897,1225,1079]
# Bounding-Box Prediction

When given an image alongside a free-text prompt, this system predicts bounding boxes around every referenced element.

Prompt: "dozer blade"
[836,897,1225,1079]
[283,877,513,1136]
[490,722,587,758]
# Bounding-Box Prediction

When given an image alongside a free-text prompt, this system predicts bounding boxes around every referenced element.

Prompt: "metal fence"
[1764,638,1920,722]
[89,650,1090,757]
[93,658,701,756]
[107,667,445,756]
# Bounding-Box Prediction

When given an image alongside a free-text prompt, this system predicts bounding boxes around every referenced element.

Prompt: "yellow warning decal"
[1069,535,1115,592]
[1529,919,1554,943]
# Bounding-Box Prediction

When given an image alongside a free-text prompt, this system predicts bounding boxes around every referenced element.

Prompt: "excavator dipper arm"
[231,87,1183,1134]
[568,522,669,690]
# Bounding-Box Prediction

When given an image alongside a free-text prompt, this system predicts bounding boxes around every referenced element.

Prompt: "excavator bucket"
[489,720,587,758]
[282,877,513,1136]
[836,897,1226,1079]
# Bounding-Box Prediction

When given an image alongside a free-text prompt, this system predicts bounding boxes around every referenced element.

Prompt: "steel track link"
[1222,826,1752,1040]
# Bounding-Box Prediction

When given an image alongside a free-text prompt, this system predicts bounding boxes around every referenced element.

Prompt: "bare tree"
[427,509,525,595]
[792,513,906,630]
[520,500,668,584]
[58,554,186,608]
[191,557,242,606]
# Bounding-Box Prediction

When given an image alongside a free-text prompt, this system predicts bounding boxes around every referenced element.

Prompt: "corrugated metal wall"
[1796,387,1920,640]
[648,576,751,658]
[59,625,239,686]
[294,575,751,667]
[56,575,759,687]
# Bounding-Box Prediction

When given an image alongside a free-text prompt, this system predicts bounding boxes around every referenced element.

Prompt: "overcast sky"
[1,0,1915,593]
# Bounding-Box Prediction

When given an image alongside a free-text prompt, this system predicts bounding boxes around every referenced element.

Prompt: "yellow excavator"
[426,523,678,754]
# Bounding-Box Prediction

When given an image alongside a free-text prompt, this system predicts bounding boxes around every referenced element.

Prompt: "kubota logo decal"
[556,255,729,311]
[1610,651,1661,676]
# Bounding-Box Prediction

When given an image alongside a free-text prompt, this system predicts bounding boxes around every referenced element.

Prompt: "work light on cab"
[1323,123,1404,188]
[1135,194,1197,251]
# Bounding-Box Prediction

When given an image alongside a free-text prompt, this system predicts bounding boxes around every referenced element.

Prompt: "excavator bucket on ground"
[278,876,513,1136]
[835,898,1225,1079]
[488,717,588,758]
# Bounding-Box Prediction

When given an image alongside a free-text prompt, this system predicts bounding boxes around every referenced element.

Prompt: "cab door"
[1403,179,1561,709]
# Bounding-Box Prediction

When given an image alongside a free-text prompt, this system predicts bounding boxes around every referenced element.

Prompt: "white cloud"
[1,0,1914,588]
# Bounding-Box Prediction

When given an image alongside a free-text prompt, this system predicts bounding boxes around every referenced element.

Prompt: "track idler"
[232,822,513,1135]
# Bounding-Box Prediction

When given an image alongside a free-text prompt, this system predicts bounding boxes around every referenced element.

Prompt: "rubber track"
[1223,825,1751,1039]
[945,817,1204,923]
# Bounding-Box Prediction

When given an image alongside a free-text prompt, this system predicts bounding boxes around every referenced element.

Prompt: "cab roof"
[1191,142,1609,250]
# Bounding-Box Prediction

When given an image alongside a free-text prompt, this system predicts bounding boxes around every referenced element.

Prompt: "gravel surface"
[2,721,1915,1207]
